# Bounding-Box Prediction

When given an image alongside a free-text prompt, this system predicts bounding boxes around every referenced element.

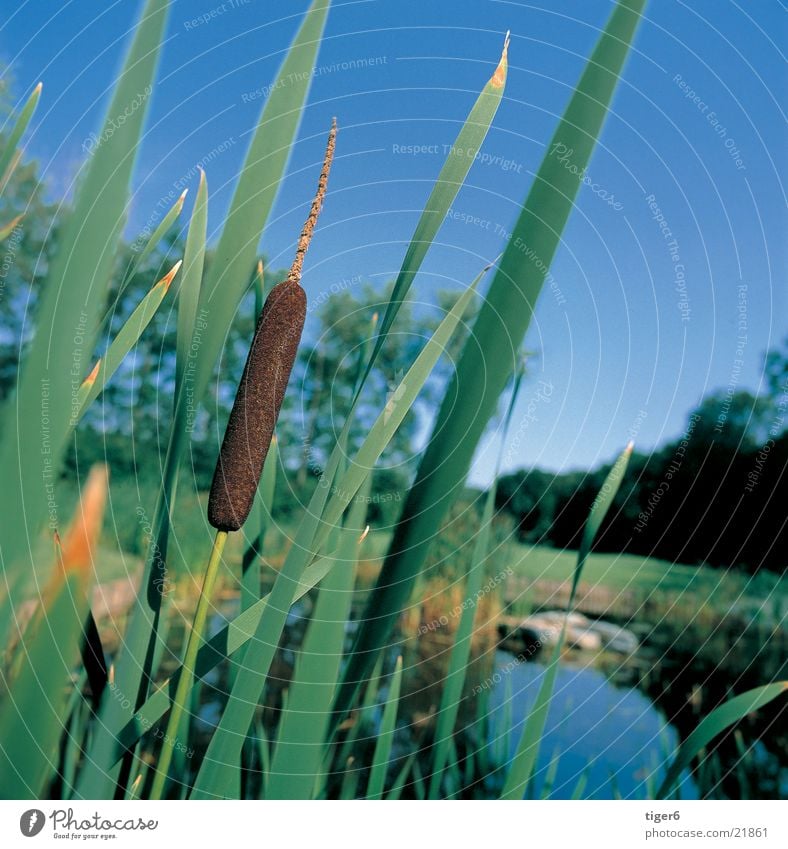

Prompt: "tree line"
[496,369,787,573]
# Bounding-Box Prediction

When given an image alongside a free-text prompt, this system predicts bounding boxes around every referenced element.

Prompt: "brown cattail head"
[208,280,306,531]
[207,120,336,532]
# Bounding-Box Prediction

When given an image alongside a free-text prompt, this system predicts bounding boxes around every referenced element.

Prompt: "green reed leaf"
[339,0,646,725]
[657,682,787,799]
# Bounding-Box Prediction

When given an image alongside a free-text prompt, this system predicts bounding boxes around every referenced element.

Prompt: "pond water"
[487,651,697,799]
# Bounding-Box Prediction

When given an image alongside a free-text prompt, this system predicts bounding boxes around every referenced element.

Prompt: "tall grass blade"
[340,0,646,717]
[101,189,187,324]
[240,437,277,611]
[104,554,336,770]
[265,474,370,799]
[130,189,187,279]
[0,82,42,191]
[0,214,23,240]
[500,443,633,799]
[366,655,403,799]
[75,262,181,419]
[0,465,107,797]
[0,0,168,616]
[192,267,482,797]
[191,0,330,405]
[80,1,329,797]
[361,35,508,387]
[190,456,340,798]
[657,682,787,799]
[174,171,207,399]
[428,368,524,798]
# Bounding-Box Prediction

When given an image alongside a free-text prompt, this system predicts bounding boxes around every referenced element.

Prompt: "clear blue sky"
[2,0,785,483]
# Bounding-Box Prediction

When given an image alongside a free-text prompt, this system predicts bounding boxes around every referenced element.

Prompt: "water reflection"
[487,651,697,799]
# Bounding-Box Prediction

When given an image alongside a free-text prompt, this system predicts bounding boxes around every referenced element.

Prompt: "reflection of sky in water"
[488,652,697,799]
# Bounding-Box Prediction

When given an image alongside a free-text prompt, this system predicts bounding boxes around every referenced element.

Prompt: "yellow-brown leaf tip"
[257,259,264,277]
[83,359,101,388]
[492,31,510,88]
[61,464,109,578]
[34,81,43,94]
[176,188,189,208]
[160,260,182,292]
[625,440,635,454]
[359,525,370,544]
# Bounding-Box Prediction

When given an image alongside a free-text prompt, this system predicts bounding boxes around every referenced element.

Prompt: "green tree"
[0,95,58,400]
[287,283,470,488]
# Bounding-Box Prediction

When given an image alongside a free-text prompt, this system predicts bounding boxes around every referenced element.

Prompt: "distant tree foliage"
[497,345,787,573]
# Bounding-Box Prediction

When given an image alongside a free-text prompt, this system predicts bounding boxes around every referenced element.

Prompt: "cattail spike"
[208,281,306,531]
[288,118,337,285]
[208,122,337,532]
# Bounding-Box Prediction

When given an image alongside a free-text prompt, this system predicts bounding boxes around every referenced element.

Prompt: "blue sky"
[2,0,785,483]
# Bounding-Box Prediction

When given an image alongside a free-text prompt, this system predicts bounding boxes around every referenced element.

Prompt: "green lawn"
[509,543,785,608]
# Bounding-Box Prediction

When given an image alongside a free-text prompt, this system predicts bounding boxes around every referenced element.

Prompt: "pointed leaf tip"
[492,31,510,88]
[83,360,101,388]
[160,260,182,292]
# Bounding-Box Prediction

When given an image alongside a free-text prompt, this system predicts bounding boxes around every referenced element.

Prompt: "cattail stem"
[150,530,228,800]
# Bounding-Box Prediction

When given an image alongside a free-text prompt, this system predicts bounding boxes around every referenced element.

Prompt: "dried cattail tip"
[207,121,337,532]
[288,117,336,286]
